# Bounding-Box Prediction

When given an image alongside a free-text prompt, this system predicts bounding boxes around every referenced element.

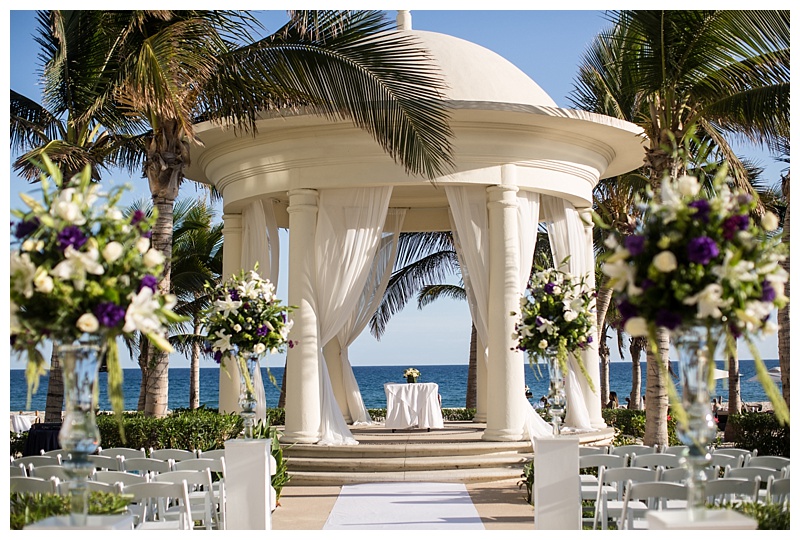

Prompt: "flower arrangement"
[403,367,420,380]
[512,263,596,384]
[9,156,183,413]
[600,167,788,421]
[201,265,293,392]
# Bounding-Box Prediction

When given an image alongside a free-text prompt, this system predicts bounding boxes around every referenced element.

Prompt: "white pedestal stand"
[225,439,273,530]
[533,437,580,529]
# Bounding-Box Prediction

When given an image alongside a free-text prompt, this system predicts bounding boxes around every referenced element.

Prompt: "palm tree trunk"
[778,174,790,409]
[190,319,201,409]
[598,324,610,407]
[727,350,742,415]
[595,286,613,347]
[629,337,644,410]
[466,324,477,409]
[43,345,64,422]
[278,360,287,409]
[643,327,670,447]
[137,333,149,411]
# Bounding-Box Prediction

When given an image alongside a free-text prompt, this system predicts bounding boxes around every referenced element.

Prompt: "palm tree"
[34,10,455,416]
[571,10,789,446]
[10,12,146,422]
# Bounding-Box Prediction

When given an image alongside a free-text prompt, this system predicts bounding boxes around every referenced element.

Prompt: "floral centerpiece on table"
[403,367,420,382]
[600,166,788,423]
[9,156,183,415]
[201,265,293,393]
[512,263,596,386]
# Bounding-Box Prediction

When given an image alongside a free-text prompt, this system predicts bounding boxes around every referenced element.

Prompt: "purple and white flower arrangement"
[201,265,293,390]
[600,168,788,421]
[513,264,596,382]
[10,156,183,410]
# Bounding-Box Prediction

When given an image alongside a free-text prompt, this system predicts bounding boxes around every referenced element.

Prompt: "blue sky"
[5,8,784,368]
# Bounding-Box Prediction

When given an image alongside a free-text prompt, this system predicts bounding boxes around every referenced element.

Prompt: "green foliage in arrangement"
[713,501,790,530]
[518,461,534,504]
[602,408,680,447]
[10,431,27,458]
[10,491,130,530]
[96,407,241,451]
[727,412,790,457]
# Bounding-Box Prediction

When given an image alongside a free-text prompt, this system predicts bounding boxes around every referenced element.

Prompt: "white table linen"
[11,414,33,433]
[384,383,444,430]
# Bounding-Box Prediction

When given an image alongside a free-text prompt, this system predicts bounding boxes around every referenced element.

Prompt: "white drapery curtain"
[446,186,551,440]
[241,200,281,423]
[542,195,594,431]
[315,187,393,445]
[335,208,407,425]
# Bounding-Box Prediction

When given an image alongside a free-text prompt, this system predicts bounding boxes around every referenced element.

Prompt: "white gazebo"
[185,12,646,444]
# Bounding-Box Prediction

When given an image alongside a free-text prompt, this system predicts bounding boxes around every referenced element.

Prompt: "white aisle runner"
[322,482,485,530]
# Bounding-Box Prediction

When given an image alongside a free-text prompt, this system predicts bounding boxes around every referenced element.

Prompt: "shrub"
[10,431,27,458]
[713,501,790,530]
[602,408,680,447]
[727,412,790,457]
[10,492,129,530]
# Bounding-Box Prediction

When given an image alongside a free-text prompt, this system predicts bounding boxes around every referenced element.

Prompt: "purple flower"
[141,231,152,239]
[761,280,776,302]
[640,279,655,291]
[625,235,646,256]
[56,225,88,251]
[229,288,240,301]
[131,209,145,226]
[617,300,638,321]
[655,309,682,330]
[722,215,749,240]
[544,282,556,294]
[14,218,40,239]
[587,335,593,344]
[688,199,711,223]
[687,236,719,264]
[93,302,127,328]
[139,275,158,292]
[257,325,269,336]
[213,351,223,364]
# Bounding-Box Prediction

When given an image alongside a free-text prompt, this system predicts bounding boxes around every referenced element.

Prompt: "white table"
[384,382,444,431]
[10,414,33,433]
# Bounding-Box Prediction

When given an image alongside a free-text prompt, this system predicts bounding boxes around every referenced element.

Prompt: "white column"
[219,214,243,415]
[483,180,524,442]
[282,189,322,444]
[322,338,352,422]
[474,337,487,423]
[579,208,606,429]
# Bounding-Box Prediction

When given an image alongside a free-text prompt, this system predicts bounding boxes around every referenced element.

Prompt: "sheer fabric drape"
[446,186,551,441]
[315,187,392,445]
[335,209,407,425]
[542,195,595,431]
[241,200,281,424]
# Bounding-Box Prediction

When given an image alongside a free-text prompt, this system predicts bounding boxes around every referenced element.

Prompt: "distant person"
[624,397,631,409]
[534,396,548,410]
[606,391,619,409]
[641,395,646,410]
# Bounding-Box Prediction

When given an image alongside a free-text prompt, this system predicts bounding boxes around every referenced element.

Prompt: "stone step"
[283,441,532,460]
[287,451,529,473]
[286,467,526,486]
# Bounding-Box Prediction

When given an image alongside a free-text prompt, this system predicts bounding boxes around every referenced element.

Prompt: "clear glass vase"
[546,349,567,436]
[239,352,261,439]
[673,328,718,521]
[58,337,104,527]
[406,376,418,383]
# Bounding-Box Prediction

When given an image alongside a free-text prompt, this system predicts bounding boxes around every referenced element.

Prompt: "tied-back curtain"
[337,208,407,425]
[445,186,490,355]
[315,186,392,445]
[242,200,281,423]
[542,195,594,431]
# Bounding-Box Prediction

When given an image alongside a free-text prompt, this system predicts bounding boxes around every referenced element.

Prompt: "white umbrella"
[713,368,729,380]
[747,366,781,383]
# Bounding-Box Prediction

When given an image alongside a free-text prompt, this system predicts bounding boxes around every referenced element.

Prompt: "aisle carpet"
[322,482,485,530]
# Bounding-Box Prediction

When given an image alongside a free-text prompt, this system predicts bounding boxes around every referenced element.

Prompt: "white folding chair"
[10,476,58,494]
[711,452,744,470]
[593,466,658,530]
[196,449,225,460]
[173,457,227,529]
[28,464,71,483]
[120,456,174,477]
[156,469,216,529]
[10,463,27,477]
[659,445,689,456]
[579,446,610,457]
[149,448,198,464]
[705,478,760,505]
[746,455,790,472]
[658,465,719,484]
[13,455,61,468]
[93,470,150,489]
[629,452,682,470]
[99,447,146,460]
[724,466,777,501]
[766,477,790,508]
[57,479,123,496]
[88,454,122,471]
[122,480,194,530]
[610,444,658,458]
[40,448,67,459]
[713,447,755,463]
[619,480,688,530]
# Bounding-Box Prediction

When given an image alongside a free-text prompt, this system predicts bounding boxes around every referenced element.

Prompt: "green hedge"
[727,412,790,457]
[601,408,680,446]
[10,492,130,530]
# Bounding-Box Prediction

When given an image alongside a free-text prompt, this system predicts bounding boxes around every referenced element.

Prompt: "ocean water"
[9,359,780,412]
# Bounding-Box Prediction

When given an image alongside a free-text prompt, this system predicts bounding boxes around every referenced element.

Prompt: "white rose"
[102,241,124,263]
[233,324,242,332]
[53,188,86,225]
[107,207,123,221]
[552,286,562,295]
[676,175,700,197]
[538,339,548,349]
[563,310,578,322]
[136,237,150,253]
[652,251,678,273]
[21,239,36,252]
[624,317,649,337]
[143,248,165,269]
[33,269,54,294]
[761,212,779,231]
[76,313,100,333]
[254,343,266,354]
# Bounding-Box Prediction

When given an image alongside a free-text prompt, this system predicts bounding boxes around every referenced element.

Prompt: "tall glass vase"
[238,352,261,439]
[673,328,718,521]
[546,349,567,436]
[58,337,104,527]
